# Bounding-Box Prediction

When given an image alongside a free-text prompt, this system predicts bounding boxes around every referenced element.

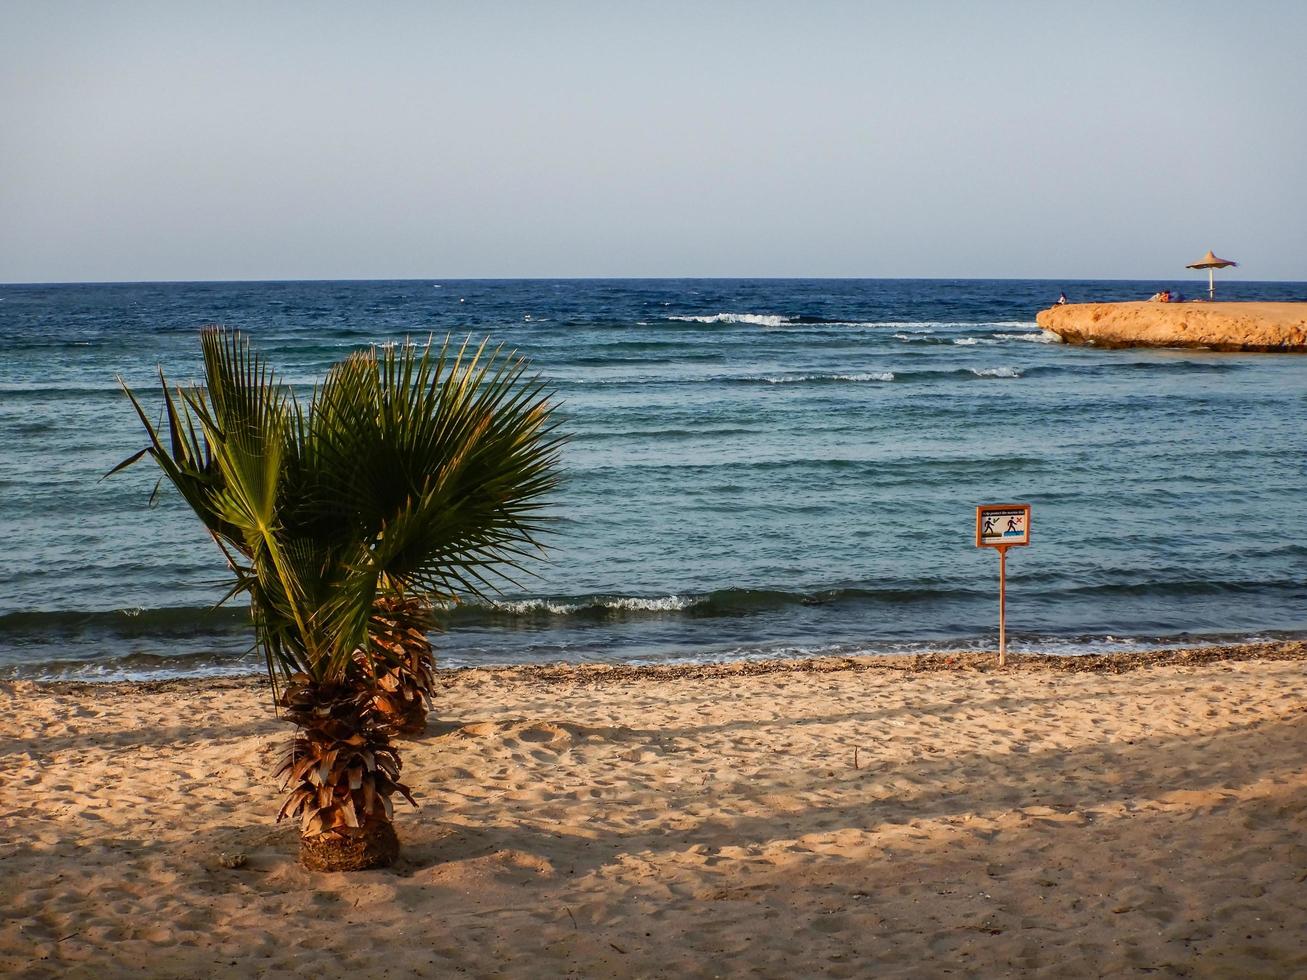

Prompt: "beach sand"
[3,643,1306,978]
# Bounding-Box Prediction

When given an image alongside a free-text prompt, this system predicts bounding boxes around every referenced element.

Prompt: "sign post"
[975,503,1031,666]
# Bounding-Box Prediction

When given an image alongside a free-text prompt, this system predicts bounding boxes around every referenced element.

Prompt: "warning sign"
[976,504,1031,548]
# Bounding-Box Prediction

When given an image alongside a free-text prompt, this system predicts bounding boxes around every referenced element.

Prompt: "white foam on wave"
[14,660,263,683]
[970,366,1023,378]
[671,316,1041,332]
[607,595,699,612]
[996,330,1061,344]
[952,337,997,346]
[489,594,701,615]
[755,372,895,384]
[670,313,791,327]
[491,599,584,615]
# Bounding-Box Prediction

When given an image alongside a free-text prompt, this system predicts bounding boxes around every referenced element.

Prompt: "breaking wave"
[668,313,792,327]
[745,372,897,384]
[667,314,1041,331]
[995,330,1062,344]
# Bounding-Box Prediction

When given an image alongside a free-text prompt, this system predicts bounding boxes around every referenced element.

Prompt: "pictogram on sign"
[976,504,1031,548]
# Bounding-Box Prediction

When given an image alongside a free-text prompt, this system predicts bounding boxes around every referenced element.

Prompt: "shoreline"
[14,638,1307,694]
[5,639,1306,976]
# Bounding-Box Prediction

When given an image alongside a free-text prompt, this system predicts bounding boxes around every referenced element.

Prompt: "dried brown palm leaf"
[275,676,414,871]
[360,594,437,736]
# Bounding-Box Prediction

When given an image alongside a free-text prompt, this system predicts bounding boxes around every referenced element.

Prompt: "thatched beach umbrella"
[1185,250,1238,300]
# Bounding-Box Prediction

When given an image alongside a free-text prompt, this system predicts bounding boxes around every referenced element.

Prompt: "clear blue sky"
[3,1,1304,282]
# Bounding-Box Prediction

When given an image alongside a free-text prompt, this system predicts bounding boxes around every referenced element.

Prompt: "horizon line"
[2,274,1299,288]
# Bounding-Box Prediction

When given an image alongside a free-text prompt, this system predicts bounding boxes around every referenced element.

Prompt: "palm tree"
[114,328,561,870]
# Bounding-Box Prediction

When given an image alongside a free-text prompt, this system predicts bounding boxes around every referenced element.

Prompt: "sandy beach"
[3,643,1306,978]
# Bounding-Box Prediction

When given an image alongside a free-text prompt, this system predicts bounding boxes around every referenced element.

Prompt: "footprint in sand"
[517,723,570,744]
[453,719,578,747]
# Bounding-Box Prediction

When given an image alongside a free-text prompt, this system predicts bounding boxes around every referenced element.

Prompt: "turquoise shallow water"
[2,278,1305,679]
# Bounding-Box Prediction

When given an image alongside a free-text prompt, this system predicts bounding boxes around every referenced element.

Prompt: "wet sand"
[3,642,1306,977]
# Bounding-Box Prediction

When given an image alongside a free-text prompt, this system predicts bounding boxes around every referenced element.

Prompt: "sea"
[2,278,1305,681]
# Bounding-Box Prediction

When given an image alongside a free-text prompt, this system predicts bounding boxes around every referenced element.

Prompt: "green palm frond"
[300,336,563,595]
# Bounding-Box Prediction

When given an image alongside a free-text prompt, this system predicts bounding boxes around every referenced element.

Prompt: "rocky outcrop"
[1035,302,1307,352]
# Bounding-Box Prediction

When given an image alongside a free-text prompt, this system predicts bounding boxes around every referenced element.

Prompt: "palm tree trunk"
[276,679,414,871]
[366,595,436,736]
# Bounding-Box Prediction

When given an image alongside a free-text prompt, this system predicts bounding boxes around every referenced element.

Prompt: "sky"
[2,1,1305,283]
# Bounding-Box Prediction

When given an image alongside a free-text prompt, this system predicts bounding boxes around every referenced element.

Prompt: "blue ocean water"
[2,278,1305,680]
